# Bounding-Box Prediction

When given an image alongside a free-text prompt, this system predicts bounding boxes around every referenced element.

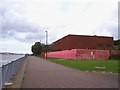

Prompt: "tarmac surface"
[21,56,119,88]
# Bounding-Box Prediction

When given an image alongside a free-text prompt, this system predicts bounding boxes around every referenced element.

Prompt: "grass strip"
[47,58,119,73]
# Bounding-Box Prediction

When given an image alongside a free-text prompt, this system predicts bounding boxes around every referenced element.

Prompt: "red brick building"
[51,34,113,51]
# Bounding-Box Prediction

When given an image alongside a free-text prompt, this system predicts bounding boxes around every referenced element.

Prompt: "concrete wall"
[76,49,109,60]
[46,49,77,60]
[44,49,110,60]
[111,50,120,55]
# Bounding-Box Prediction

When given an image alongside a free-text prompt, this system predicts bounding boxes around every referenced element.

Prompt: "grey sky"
[0,0,119,53]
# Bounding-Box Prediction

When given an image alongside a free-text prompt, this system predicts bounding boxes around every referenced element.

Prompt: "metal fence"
[2,56,26,87]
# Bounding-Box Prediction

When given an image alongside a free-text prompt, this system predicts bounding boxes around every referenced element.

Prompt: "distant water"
[0,54,25,67]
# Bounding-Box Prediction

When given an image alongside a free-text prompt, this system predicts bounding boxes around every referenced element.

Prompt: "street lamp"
[45,31,48,59]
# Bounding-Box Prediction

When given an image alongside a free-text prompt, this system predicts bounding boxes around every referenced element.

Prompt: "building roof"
[53,34,113,44]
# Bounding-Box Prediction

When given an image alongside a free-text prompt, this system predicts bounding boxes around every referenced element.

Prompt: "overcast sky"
[0,0,119,54]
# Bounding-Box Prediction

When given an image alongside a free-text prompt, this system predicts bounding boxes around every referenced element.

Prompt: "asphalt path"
[21,56,119,88]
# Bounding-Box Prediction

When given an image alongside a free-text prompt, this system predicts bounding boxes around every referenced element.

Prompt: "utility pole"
[45,31,48,59]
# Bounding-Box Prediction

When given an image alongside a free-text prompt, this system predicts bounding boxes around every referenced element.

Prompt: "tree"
[38,43,52,52]
[31,42,42,56]
[113,40,120,50]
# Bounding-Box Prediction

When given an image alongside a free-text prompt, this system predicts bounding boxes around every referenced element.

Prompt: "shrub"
[110,54,120,60]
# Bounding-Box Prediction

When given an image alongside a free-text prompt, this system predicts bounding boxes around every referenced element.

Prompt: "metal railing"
[0,67,2,90]
[2,56,26,88]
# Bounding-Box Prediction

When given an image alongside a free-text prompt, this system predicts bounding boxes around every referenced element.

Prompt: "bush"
[110,54,120,60]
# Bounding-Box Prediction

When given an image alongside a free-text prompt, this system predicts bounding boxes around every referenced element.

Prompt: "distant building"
[51,34,113,51]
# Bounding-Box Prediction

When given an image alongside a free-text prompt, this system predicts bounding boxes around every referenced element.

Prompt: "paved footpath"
[21,56,119,88]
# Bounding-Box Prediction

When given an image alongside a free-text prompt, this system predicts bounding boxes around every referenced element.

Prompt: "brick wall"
[52,35,113,51]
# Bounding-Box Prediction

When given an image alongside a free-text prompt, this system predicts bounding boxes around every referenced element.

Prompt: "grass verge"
[47,58,119,73]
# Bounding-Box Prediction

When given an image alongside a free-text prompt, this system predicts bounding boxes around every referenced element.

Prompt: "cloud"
[1,7,46,43]
[97,23,118,40]
[24,0,118,40]
[0,0,119,53]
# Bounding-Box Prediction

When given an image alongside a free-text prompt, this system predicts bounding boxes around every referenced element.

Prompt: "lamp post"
[45,31,48,59]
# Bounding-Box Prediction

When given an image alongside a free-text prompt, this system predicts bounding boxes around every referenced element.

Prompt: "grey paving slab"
[21,56,119,88]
